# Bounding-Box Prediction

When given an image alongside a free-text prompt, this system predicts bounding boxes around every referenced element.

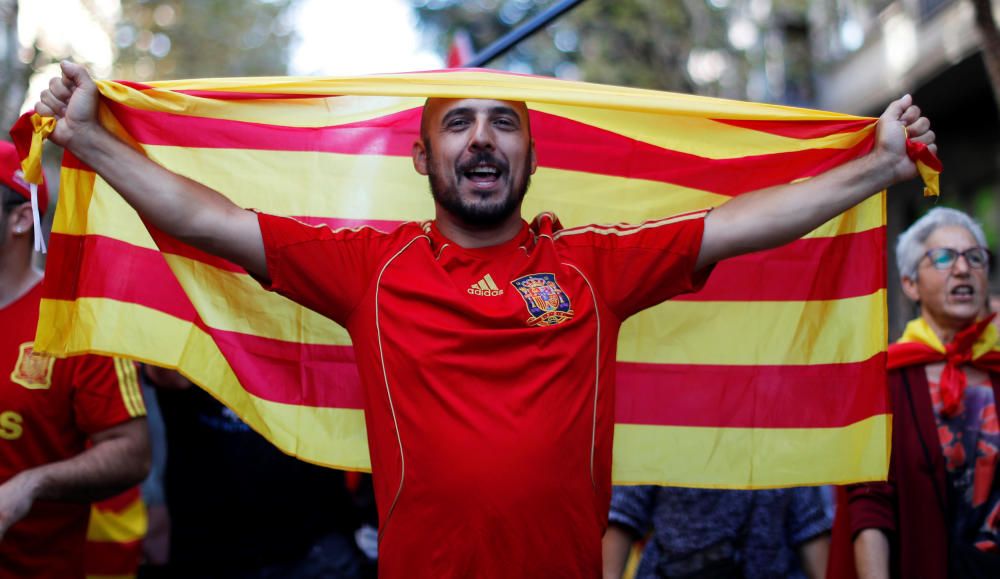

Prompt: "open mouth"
[950,284,975,299]
[458,154,508,189]
[464,163,502,186]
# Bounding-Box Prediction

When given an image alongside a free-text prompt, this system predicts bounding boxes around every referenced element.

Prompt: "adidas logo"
[467,273,504,296]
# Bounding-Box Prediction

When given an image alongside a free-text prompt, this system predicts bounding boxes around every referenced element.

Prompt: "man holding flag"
[36,62,934,577]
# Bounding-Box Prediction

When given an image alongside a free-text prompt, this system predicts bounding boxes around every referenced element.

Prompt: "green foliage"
[568,0,695,92]
[114,0,301,80]
[1,2,32,133]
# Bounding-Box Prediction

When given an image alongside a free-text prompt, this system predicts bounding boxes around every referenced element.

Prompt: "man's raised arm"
[35,62,267,279]
[696,94,935,270]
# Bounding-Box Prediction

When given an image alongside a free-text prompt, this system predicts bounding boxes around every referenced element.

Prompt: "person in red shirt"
[0,140,150,579]
[37,63,936,577]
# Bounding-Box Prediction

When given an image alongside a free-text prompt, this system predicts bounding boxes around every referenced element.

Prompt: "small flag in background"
[446,29,475,68]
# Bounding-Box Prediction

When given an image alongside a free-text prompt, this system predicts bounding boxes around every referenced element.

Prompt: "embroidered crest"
[10,342,54,390]
[511,273,574,327]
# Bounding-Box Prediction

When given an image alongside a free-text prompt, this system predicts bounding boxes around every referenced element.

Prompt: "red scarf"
[888,314,1000,417]
[827,316,1000,579]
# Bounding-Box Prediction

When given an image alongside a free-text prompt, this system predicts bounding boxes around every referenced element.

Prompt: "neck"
[0,242,41,309]
[922,313,984,345]
[433,207,524,249]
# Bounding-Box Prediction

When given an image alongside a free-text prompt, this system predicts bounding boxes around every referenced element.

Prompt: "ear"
[901,275,921,303]
[529,139,538,175]
[412,140,428,176]
[8,203,35,238]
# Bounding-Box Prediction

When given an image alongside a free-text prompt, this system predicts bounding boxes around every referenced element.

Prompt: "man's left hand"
[874,94,936,184]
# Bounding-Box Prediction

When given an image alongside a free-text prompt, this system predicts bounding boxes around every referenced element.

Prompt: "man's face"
[903,225,991,331]
[413,98,537,228]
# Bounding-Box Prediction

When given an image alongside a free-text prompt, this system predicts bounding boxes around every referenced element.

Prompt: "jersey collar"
[427,219,536,260]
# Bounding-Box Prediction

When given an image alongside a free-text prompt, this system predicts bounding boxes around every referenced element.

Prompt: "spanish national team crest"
[11,342,54,390]
[511,273,574,327]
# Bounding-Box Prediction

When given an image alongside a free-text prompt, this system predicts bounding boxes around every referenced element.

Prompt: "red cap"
[0,140,48,214]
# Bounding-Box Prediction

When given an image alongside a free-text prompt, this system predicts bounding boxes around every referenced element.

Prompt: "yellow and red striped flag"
[22,69,936,488]
[85,487,146,579]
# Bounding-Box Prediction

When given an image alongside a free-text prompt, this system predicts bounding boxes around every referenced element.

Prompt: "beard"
[427,150,531,228]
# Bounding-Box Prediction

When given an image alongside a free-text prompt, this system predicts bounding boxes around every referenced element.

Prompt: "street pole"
[463,0,587,68]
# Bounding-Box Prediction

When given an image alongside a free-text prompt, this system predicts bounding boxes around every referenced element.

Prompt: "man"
[840,208,1000,578]
[0,140,150,578]
[37,62,934,577]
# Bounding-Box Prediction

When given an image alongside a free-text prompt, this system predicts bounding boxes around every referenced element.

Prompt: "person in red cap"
[0,140,151,579]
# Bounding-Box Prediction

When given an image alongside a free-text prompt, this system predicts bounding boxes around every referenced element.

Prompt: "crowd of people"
[0,59,997,578]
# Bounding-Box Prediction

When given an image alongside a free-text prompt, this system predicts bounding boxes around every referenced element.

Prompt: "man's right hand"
[34,63,270,282]
[36,61,102,150]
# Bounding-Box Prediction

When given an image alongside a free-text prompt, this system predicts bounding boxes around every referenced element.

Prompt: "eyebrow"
[441,106,523,125]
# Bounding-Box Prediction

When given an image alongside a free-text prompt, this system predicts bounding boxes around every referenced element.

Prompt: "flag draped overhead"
[22,69,934,488]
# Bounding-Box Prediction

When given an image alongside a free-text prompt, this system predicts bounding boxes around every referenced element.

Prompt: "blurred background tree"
[113,0,300,80]
[4,0,301,133]
[0,0,33,134]
[411,0,815,104]
[5,0,302,237]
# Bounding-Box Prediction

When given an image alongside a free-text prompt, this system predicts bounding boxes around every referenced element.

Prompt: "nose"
[952,253,972,274]
[469,116,495,151]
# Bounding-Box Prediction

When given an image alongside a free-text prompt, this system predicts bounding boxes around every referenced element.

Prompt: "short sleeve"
[72,355,145,435]
[608,485,657,536]
[787,486,833,545]
[255,212,388,325]
[557,210,713,320]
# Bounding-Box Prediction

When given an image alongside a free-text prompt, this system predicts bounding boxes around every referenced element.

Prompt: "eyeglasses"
[922,247,991,270]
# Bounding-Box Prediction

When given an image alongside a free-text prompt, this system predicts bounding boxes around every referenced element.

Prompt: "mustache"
[456,152,509,174]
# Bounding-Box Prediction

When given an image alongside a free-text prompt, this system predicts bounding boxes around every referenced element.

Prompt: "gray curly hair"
[895,207,988,281]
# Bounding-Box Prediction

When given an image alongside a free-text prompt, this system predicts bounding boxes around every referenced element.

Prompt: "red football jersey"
[258,210,710,578]
[0,281,145,579]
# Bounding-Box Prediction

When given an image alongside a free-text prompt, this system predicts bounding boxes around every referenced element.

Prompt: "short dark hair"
[1,184,27,209]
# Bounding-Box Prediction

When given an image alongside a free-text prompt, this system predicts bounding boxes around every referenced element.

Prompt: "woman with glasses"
[834,207,1000,579]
